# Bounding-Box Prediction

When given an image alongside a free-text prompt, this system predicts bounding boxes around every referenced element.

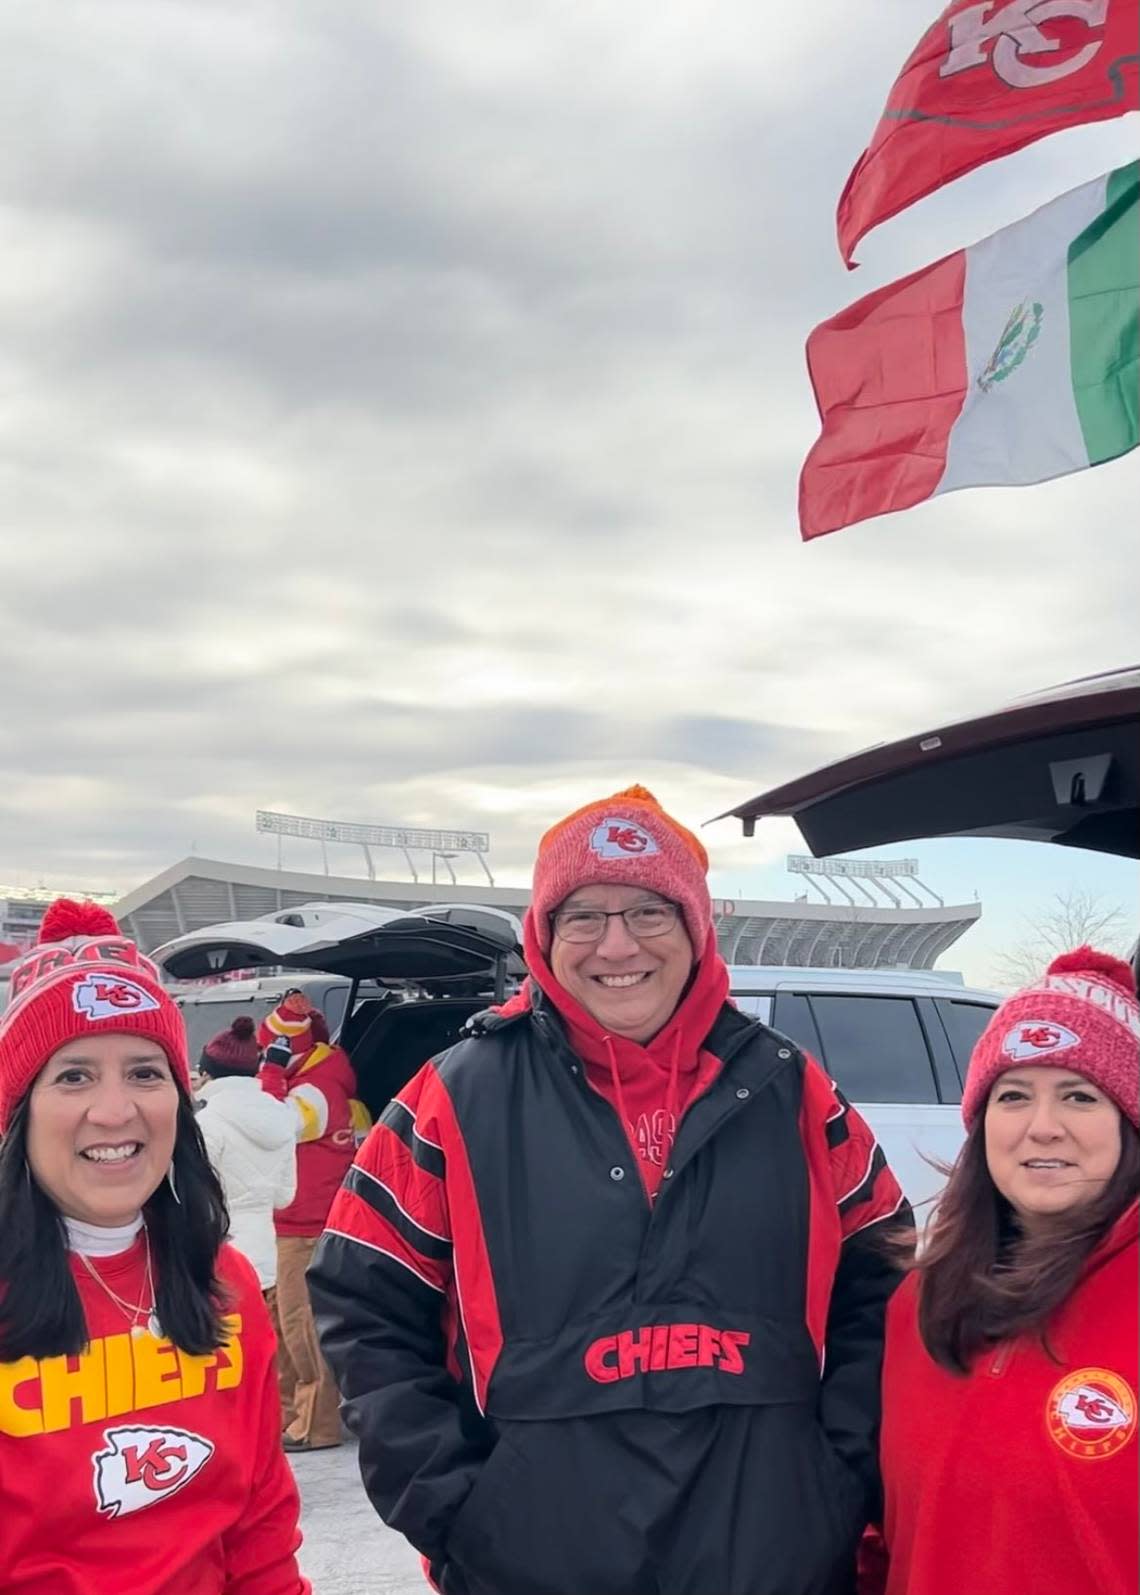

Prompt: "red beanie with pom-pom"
[201,1014,261,1074]
[962,945,1140,1129]
[0,899,189,1131]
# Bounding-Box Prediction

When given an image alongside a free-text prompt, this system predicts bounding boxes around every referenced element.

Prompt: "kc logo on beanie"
[590,821,659,859]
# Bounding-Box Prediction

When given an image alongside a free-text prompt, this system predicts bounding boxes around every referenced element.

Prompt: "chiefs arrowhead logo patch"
[1048,1369,1136,1461]
[93,1425,213,1518]
[1001,1020,1080,1063]
[589,820,659,859]
[72,976,160,1023]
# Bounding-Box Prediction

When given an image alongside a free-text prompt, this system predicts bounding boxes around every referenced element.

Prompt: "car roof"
[715,666,1139,859]
[726,964,999,1003]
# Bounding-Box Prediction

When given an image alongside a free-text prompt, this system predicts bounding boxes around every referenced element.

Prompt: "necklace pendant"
[131,1322,147,1338]
[147,1312,164,1340]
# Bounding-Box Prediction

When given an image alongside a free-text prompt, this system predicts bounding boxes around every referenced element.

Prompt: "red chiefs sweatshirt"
[525,924,730,1199]
[0,1238,309,1595]
[867,1203,1138,1595]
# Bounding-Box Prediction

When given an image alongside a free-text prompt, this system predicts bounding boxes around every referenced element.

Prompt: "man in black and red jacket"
[309,786,913,1595]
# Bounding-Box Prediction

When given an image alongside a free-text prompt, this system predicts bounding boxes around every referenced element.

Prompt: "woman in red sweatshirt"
[866,947,1139,1595]
[0,900,309,1595]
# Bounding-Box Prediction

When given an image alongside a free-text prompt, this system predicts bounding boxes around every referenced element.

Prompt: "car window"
[807,995,939,1104]
[771,992,823,1061]
[179,999,265,1064]
[935,1000,996,1081]
[323,984,351,1037]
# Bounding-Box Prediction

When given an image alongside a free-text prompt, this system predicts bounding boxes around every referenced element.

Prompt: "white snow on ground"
[293,1440,424,1595]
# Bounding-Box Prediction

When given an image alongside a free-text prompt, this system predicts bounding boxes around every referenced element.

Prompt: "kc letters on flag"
[837,0,1139,266]
[799,162,1138,541]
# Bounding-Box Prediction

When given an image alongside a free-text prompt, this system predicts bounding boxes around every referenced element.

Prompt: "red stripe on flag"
[798,251,968,540]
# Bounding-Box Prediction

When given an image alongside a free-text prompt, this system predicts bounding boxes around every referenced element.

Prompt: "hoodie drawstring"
[602,1036,634,1158]
[602,1030,685,1181]
[664,1031,683,1166]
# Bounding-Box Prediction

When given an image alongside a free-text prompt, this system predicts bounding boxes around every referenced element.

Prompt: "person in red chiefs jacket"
[259,994,364,1452]
[309,786,912,1595]
[861,948,1140,1595]
[0,900,308,1595]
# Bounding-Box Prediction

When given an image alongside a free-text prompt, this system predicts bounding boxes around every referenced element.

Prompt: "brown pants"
[273,1234,342,1448]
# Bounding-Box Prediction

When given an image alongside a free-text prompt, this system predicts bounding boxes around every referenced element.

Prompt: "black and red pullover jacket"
[309,964,911,1595]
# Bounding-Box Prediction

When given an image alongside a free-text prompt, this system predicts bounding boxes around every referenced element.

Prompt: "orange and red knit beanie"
[256,989,317,1056]
[0,899,190,1132]
[528,785,712,956]
[961,946,1140,1130]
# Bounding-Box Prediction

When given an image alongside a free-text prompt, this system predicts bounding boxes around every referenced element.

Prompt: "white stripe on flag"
[939,172,1109,494]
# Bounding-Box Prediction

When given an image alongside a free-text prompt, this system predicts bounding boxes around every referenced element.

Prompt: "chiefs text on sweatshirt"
[872,1203,1138,1595]
[0,1239,309,1595]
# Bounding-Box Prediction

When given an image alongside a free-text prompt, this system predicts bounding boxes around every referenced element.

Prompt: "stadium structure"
[109,855,981,970]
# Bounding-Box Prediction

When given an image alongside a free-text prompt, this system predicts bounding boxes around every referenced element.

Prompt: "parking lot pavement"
[293,1440,424,1595]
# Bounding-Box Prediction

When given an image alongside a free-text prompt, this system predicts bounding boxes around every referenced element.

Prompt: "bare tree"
[995,887,1130,989]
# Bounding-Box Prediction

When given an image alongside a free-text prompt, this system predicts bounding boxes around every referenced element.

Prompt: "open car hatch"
[153,901,523,986]
[716,667,1140,860]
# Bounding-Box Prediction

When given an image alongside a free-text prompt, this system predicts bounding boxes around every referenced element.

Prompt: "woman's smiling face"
[984,1065,1123,1229]
[26,1032,179,1227]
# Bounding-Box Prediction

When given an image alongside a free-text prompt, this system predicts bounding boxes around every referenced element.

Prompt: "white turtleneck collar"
[64,1214,144,1257]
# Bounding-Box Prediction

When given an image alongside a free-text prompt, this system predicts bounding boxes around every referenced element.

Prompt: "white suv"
[728,966,1000,1210]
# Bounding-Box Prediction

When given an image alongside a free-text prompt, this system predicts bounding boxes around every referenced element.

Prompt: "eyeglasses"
[551,901,682,944]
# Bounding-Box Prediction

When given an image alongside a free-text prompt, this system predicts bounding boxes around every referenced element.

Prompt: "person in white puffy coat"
[196,1017,297,1290]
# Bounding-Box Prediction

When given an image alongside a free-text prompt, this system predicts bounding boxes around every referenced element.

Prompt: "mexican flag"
[800,161,1138,540]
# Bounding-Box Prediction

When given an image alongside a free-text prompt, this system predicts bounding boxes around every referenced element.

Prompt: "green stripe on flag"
[1068,161,1139,466]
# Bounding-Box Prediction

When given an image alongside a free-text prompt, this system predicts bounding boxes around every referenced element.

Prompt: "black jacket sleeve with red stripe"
[307,1063,492,1567]
[814,1067,914,1504]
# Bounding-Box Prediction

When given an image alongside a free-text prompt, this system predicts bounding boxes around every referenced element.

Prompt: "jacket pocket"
[440,1436,528,1595]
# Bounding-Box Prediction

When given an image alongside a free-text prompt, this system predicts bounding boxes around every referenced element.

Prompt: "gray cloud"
[0,2,1135,914]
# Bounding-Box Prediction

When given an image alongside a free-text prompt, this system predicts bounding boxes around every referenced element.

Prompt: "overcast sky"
[1,2,1135,983]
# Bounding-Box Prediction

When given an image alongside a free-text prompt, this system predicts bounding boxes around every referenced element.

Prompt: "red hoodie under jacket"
[0,1239,308,1595]
[865,1202,1138,1595]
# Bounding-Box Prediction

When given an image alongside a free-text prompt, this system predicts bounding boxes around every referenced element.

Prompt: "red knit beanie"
[0,899,190,1132]
[528,785,712,956]
[962,946,1140,1130]
[201,1015,261,1074]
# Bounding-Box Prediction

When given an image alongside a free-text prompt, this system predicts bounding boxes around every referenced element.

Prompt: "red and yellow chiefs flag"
[837,0,1139,267]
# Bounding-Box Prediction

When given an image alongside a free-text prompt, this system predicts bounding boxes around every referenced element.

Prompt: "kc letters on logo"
[941,0,1109,89]
[589,820,659,860]
[93,1425,214,1518]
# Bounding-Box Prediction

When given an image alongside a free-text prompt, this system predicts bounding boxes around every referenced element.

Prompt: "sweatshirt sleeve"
[307,1060,493,1568]
[274,1136,298,1211]
[815,1068,913,1504]
[221,1259,310,1594]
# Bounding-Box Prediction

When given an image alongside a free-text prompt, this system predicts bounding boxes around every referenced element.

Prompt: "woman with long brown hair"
[863,947,1139,1595]
[0,900,309,1594]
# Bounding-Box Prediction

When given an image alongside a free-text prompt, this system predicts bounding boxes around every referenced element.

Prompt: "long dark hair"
[0,1088,231,1361]
[916,1116,1140,1373]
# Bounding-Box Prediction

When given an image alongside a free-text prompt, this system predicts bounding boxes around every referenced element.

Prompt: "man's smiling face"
[549,884,694,1043]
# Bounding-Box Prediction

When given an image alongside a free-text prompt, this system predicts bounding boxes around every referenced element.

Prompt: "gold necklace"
[77,1231,161,1339]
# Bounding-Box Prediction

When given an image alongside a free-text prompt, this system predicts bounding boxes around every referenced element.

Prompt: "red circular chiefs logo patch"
[1047,1368,1137,1460]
